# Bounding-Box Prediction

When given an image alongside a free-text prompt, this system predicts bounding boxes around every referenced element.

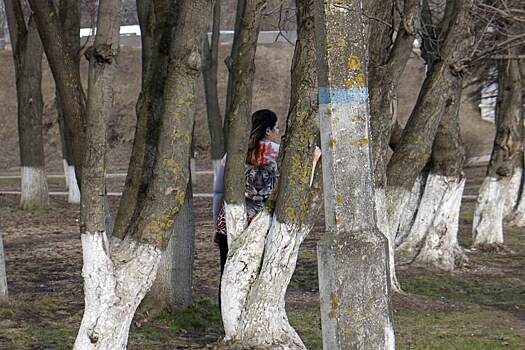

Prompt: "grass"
[395,308,524,350]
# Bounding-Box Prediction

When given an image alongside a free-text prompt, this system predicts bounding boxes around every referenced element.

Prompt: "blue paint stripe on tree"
[318,87,368,105]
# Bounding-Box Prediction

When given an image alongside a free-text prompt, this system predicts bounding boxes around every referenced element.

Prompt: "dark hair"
[246,109,278,164]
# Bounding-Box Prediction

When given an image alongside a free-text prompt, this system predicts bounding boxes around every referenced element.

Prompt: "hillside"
[0,42,495,177]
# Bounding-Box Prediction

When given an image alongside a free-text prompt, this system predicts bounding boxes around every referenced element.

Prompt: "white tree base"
[503,164,525,226]
[412,174,466,271]
[67,165,80,204]
[221,203,267,338]
[20,166,49,210]
[375,189,401,293]
[74,233,161,349]
[234,218,308,349]
[472,177,505,246]
[396,173,465,269]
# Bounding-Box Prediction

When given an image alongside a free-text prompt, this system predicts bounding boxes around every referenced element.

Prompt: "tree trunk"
[223,0,246,135]
[397,62,467,270]
[473,57,523,246]
[56,0,81,203]
[0,228,7,301]
[203,0,225,172]
[386,0,476,242]
[5,1,49,210]
[220,0,267,341]
[142,182,195,312]
[28,0,87,182]
[75,0,212,348]
[314,1,394,348]
[504,153,525,226]
[367,0,420,293]
[220,0,322,347]
[113,0,178,238]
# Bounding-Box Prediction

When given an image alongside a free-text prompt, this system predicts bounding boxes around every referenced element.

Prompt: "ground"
[1,45,524,349]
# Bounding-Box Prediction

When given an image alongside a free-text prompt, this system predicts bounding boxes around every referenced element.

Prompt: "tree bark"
[142,182,195,312]
[220,0,322,347]
[397,63,468,270]
[220,0,267,341]
[28,0,87,182]
[5,1,49,210]
[0,228,7,301]
[56,0,81,203]
[203,0,225,172]
[386,0,476,240]
[367,0,420,293]
[114,0,179,238]
[75,0,213,348]
[473,57,523,246]
[75,0,123,346]
[314,1,394,348]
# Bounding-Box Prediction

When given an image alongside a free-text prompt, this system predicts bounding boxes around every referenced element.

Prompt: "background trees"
[5,0,48,210]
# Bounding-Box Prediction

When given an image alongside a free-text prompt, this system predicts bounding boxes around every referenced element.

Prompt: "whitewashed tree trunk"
[20,166,49,210]
[0,228,7,301]
[374,189,401,293]
[221,203,268,339]
[411,174,466,270]
[503,162,525,225]
[67,165,80,204]
[393,174,425,248]
[62,159,69,190]
[503,166,521,217]
[74,234,161,350]
[236,219,310,349]
[472,177,506,246]
[190,157,197,186]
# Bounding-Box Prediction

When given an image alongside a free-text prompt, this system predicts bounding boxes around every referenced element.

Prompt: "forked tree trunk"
[220,0,267,343]
[473,57,523,246]
[76,0,212,348]
[386,0,475,248]
[397,72,467,271]
[5,2,49,210]
[221,1,322,347]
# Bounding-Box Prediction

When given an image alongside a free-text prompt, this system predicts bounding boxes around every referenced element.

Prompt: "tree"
[203,0,225,173]
[385,0,477,268]
[367,0,420,291]
[218,0,324,347]
[28,0,87,185]
[28,0,213,347]
[56,0,81,204]
[5,0,49,210]
[393,0,476,270]
[112,0,196,314]
[472,0,524,246]
[473,56,523,245]
[314,1,394,348]
[0,227,7,301]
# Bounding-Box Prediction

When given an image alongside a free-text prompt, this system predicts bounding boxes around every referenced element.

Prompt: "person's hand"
[212,232,220,247]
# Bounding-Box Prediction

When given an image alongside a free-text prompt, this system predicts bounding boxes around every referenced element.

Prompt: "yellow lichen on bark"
[329,291,340,319]
[348,55,361,70]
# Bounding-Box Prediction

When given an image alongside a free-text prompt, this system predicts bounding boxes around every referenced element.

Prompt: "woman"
[212,109,280,275]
